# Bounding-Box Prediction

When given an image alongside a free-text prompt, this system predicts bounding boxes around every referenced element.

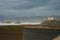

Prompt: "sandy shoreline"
[0,24,60,29]
[0,25,60,40]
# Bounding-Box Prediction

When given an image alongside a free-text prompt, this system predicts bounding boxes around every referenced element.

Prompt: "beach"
[0,24,60,40]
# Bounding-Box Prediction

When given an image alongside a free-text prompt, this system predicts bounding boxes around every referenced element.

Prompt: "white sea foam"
[0,22,41,25]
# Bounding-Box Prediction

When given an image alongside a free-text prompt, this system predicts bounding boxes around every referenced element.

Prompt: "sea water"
[0,17,44,25]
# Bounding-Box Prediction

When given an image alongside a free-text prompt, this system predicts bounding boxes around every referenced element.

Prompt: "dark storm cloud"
[0,0,60,17]
[12,0,50,9]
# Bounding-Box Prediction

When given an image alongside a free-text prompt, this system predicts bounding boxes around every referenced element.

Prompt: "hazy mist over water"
[0,16,60,24]
[6,16,60,23]
[0,16,45,23]
[20,18,43,23]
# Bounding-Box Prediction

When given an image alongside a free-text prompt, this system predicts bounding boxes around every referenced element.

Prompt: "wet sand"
[23,29,60,40]
[0,25,60,40]
[0,25,24,40]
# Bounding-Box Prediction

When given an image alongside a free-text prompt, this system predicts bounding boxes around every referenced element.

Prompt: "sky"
[0,0,60,17]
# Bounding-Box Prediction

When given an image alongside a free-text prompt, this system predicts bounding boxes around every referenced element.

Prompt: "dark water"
[22,29,60,40]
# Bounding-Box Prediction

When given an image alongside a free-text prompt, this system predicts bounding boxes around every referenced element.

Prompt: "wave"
[0,22,41,25]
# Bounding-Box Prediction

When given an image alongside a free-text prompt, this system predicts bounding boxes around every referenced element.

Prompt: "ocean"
[0,17,45,25]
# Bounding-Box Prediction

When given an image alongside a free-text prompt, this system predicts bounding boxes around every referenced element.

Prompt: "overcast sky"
[0,0,60,17]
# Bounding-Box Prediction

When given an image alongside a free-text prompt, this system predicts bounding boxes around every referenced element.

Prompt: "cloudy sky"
[0,0,60,17]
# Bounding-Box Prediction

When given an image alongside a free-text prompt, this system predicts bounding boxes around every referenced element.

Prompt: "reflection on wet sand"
[23,29,60,40]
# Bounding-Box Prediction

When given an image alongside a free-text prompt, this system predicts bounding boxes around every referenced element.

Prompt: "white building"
[47,17,55,21]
